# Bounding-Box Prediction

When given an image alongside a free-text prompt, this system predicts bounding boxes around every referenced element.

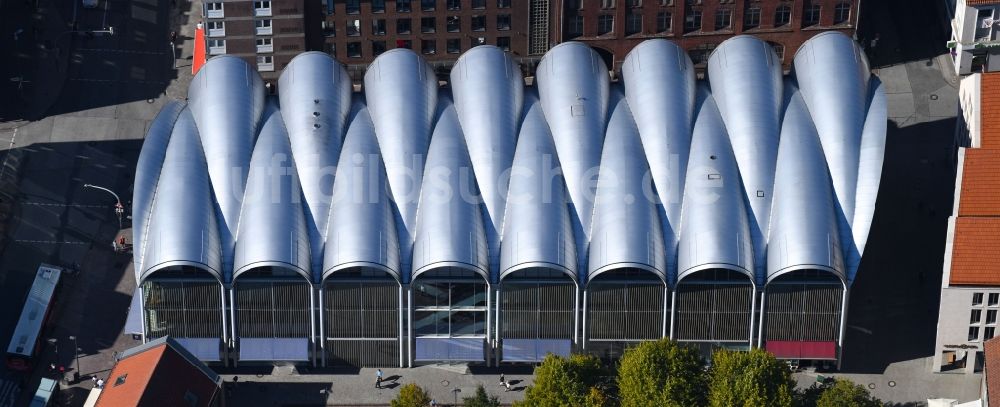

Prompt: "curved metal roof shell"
[707,35,783,286]
[450,46,523,280]
[139,109,222,283]
[278,52,353,281]
[232,103,311,281]
[620,39,696,286]
[411,97,490,281]
[134,37,884,291]
[793,32,884,284]
[132,100,185,277]
[588,88,667,282]
[677,89,755,283]
[767,86,845,284]
[187,55,266,281]
[535,41,609,281]
[323,101,401,282]
[499,91,578,282]
[363,49,438,282]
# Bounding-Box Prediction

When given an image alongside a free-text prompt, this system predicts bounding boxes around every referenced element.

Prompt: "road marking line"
[14,239,90,245]
[76,48,165,55]
[21,202,108,208]
[69,78,167,85]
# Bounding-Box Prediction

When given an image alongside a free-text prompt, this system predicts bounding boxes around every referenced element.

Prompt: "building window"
[598,14,614,35]
[497,36,510,51]
[373,40,386,56]
[715,8,732,30]
[422,0,436,11]
[422,17,437,33]
[256,55,274,72]
[567,0,582,9]
[397,39,412,49]
[422,39,437,54]
[660,0,672,5]
[656,12,671,33]
[804,5,821,26]
[834,2,851,24]
[372,0,385,13]
[775,5,791,27]
[990,293,999,306]
[975,293,985,306]
[207,21,225,37]
[207,39,226,55]
[472,0,486,9]
[602,0,615,8]
[347,19,360,36]
[255,37,273,53]
[346,0,360,14]
[347,42,362,58]
[373,19,386,35]
[472,15,486,31]
[497,14,511,30]
[626,11,642,35]
[771,42,784,62]
[413,281,488,337]
[988,327,997,340]
[255,19,272,35]
[685,10,702,32]
[398,0,412,12]
[989,310,998,325]
[497,0,510,7]
[327,43,336,56]
[688,43,715,64]
[397,18,412,34]
[744,7,761,29]
[569,15,584,38]
[323,20,335,37]
[627,0,641,7]
[970,326,981,341]
[472,36,485,48]
[253,1,271,17]
[205,2,223,18]
[447,0,460,10]
[447,38,461,53]
[973,309,983,324]
[447,16,461,32]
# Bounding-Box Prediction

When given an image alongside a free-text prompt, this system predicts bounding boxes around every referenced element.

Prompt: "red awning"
[192,24,206,75]
[766,341,837,360]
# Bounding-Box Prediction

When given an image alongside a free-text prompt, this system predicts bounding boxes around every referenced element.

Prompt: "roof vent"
[114,374,128,387]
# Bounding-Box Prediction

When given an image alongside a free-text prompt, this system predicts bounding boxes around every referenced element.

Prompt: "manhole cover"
[888,381,896,387]
[930,94,939,100]
[868,383,876,389]
[440,380,449,387]
[146,99,155,103]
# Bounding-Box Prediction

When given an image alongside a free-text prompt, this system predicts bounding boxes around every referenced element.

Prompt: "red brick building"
[203,0,308,79]
[555,0,859,72]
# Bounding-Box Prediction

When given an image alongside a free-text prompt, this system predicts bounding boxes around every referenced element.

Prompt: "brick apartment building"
[203,0,859,80]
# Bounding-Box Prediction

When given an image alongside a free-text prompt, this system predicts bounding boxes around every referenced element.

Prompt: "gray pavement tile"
[51,117,119,143]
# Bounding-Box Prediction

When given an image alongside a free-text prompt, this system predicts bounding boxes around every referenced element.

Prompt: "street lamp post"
[83,183,123,229]
[69,335,81,382]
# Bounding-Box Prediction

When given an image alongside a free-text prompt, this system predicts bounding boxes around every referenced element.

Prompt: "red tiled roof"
[986,337,1000,406]
[950,217,1000,285]
[96,341,219,407]
[982,73,1000,149]
[960,149,1000,216]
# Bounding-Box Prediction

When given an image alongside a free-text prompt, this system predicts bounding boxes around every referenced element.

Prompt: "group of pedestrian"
[90,376,104,388]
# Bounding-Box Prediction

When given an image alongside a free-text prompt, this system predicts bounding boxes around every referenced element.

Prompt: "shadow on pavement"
[841,118,958,374]
[224,381,333,406]
[857,0,950,69]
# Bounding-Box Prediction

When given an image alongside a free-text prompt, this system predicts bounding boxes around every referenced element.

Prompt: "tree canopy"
[463,384,501,407]
[707,348,795,407]
[517,353,609,407]
[391,383,432,407]
[617,339,708,407]
[815,379,883,407]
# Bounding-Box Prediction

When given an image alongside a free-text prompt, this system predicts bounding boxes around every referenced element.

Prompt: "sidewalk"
[220,366,533,406]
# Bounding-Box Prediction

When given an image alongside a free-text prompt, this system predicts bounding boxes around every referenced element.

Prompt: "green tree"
[463,384,500,407]
[617,339,708,407]
[815,379,882,407]
[516,353,608,407]
[708,348,795,407]
[391,383,432,407]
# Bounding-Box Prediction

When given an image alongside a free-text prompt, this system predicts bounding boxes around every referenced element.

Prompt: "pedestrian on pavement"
[430,400,436,407]
[233,376,239,388]
[96,378,104,388]
[375,369,383,389]
[91,376,97,386]
[499,373,506,388]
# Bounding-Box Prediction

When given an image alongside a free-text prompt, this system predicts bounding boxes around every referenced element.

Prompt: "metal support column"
[309,285,317,367]
[229,286,238,367]
[662,285,669,338]
[669,289,677,340]
[572,282,579,345]
[407,286,413,368]
[749,285,757,348]
[219,283,229,367]
[319,285,326,368]
[398,284,404,368]
[495,285,502,366]
[581,289,588,350]
[837,286,849,370]
[757,291,767,349]
[486,282,492,367]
